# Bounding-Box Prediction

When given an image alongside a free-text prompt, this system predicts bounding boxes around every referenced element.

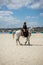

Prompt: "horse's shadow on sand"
[19,44,43,46]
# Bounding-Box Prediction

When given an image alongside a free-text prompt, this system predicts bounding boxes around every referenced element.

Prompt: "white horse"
[13,28,33,45]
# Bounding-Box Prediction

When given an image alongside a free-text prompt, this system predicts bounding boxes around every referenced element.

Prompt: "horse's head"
[29,27,34,33]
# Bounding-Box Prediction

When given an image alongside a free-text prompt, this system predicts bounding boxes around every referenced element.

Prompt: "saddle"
[21,29,28,37]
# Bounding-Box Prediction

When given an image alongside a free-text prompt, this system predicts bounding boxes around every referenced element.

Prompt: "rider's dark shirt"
[23,24,27,29]
[22,24,28,37]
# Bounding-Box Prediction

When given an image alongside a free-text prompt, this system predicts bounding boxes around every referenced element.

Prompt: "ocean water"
[41,32,43,33]
[0,32,9,34]
[0,32,15,34]
[32,32,36,34]
[0,32,43,34]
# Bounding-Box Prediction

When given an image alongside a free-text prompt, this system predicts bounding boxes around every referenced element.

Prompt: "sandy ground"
[0,33,43,65]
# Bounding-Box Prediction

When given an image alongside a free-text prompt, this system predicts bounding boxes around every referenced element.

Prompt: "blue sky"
[0,0,43,28]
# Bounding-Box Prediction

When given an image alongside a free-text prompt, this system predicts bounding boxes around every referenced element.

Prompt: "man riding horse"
[13,22,31,45]
[22,22,28,37]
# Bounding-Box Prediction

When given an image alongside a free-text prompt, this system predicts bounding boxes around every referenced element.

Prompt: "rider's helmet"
[24,22,26,24]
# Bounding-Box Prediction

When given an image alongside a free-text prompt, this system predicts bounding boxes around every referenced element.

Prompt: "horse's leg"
[16,35,19,45]
[25,38,27,45]
[25,41,27,45]
[16,38,19,45]
[18,37,21,45]
[25,36,30,45]
[16,36,21,45]
[27,36,30,45]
